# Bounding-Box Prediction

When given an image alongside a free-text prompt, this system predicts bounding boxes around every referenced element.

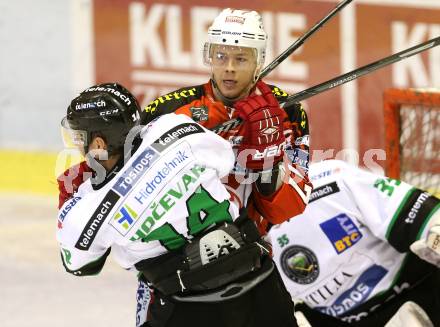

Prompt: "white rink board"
[0,194,137,327]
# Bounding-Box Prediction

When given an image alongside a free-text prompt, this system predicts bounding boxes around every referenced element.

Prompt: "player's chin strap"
[135,209,273,302]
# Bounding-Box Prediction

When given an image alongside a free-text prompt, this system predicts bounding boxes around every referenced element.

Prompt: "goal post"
[383,88,440,196]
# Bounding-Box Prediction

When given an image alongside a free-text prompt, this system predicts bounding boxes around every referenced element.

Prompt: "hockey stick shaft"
[259,0,353,79]
[284,36,440,105]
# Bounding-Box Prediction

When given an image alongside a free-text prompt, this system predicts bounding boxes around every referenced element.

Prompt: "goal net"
[383,88,440,196]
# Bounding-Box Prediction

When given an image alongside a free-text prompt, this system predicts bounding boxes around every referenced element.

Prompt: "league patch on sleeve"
[319,214,363,254]
[190,106,209,122]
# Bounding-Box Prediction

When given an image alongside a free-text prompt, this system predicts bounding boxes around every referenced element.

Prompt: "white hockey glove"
[410,210,440,267]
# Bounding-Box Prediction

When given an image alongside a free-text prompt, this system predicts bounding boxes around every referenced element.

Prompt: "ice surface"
[0,194,137,327]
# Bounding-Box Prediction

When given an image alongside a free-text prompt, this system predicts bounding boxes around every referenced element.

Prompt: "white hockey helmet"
[204,9,267,69]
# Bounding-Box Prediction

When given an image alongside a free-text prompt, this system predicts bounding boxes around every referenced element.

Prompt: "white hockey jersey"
[269,160,439,323]
[57,113,239,274]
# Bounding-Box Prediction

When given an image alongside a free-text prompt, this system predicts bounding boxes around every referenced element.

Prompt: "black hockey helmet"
[61,83,141,155]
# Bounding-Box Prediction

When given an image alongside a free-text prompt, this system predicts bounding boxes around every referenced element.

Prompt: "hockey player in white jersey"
[269,160,440,327]
[57,83,298,327]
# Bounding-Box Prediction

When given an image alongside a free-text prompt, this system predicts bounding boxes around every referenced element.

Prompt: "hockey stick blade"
[260,0,353,79]
[284,36,440,105]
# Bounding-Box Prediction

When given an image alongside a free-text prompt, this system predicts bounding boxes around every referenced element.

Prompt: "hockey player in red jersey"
[139,9,312,233]
[58,8,312,232]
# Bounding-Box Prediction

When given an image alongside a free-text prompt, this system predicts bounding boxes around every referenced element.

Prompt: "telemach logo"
[404,192,430,224]
[84,86,132,106]
[152,123,204,152]
[75,190,120,250]
[75,100,106,110]
[309,182,340,203]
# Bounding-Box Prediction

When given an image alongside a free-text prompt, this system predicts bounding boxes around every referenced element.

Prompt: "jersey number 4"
[138,186,233,251]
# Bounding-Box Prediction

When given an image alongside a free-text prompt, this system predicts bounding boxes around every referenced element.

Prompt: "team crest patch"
[190,106,209,122]
[280,245,319,284]
[319,214,363,254]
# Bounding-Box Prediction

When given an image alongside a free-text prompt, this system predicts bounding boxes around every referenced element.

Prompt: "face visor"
[60,116,89,153]
[204,44,258,72]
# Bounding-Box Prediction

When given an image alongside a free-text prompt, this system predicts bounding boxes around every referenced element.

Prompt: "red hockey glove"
[234,80,287,170]
[57,161,92,209]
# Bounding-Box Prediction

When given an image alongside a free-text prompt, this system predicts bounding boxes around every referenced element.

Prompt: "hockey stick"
[212,36,440,134]
[259,0,353,79]
[283,35,440,105]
